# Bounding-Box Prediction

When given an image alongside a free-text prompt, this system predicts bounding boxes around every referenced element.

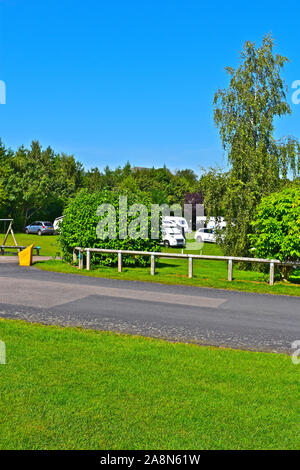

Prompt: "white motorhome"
[161,219,185,247]
[162,216,191,233]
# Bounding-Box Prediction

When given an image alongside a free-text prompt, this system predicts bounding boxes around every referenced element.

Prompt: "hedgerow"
[59,189,161,267]
[249,183,300,279]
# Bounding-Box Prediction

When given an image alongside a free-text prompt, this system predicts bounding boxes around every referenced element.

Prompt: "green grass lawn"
[0,318,299,450]
[2,233,60,257]
[36,259,300,296]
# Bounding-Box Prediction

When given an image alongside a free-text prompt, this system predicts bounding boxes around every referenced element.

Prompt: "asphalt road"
[0,262,299,353]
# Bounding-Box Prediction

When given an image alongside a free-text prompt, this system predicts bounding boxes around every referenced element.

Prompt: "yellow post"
[18,244,34,267]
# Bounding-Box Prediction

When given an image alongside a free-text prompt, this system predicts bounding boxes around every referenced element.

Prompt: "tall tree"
[0,140,12,213]
[3,141,83,228]
[210,34,300,256]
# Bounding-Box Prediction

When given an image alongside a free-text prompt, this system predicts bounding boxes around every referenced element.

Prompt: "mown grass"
[36,252,300,297]
[3,233,60,257]
[0,318,299,450]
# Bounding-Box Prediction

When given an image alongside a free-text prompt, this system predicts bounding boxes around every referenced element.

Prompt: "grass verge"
[0,318,299,450]
[35,259,300,296]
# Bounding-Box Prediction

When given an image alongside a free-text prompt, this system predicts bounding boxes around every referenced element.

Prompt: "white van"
[162,216,191,233]
[161,219,185,247]
[162,226,185,247]
[53,216,64,233]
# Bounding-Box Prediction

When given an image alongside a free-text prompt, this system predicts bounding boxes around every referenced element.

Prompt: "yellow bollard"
[18,244,34,267]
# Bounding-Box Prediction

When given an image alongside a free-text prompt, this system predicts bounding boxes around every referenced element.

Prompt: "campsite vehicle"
[194,227,216,243]
[161,219,185,247]
[162,225,185,247]
[162,216,191,233]
[196,216,227,230]
[25,221,55,235]
[53,216,64,233]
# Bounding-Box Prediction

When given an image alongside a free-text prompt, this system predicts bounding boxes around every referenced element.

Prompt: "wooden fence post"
[228,258,233,281]
[269,261,275,286]
[118,251,122,273]
[150,255,155,275]
[86,249,91,271]
[188,256,193,278]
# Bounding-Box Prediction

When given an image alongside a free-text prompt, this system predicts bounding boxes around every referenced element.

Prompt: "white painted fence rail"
[72,246,299,286]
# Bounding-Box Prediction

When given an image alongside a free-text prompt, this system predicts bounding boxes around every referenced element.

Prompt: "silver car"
[25,221,55,235]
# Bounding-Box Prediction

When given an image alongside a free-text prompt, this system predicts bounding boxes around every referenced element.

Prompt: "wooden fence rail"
[72,246,300,286]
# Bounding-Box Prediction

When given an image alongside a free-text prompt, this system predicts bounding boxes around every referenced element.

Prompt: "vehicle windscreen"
[43,222,53,226]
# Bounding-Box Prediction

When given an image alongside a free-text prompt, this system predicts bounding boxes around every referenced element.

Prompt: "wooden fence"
[72,246,299,286]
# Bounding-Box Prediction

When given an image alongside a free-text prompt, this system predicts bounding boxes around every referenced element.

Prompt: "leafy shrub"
[249,184,300,279]
[59,189,161,266]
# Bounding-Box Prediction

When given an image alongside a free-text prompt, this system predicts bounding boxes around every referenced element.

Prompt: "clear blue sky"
[0,0,299,173]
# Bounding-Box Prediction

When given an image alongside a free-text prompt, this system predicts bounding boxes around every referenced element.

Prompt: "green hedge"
[250,183,300,278]
[59,190,161,266]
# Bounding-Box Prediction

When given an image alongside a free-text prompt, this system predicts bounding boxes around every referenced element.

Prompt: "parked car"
[25,221,55,235]
[53,216,64,233]
[194,228,216,243]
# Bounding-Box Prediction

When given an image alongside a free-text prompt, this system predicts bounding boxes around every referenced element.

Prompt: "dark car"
[25,221,55,235]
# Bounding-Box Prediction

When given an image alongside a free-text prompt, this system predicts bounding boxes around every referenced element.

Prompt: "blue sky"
[0,0,299,173]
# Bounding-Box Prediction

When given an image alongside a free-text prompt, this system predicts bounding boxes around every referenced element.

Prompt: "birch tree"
[211,34,300,256]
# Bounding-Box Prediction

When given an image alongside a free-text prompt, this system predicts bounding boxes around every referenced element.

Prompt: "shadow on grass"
[289,270,300,285]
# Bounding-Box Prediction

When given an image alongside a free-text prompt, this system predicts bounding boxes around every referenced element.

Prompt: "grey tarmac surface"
[0,262,299,353]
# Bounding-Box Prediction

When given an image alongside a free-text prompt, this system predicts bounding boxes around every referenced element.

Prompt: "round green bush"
[249,184,300,279]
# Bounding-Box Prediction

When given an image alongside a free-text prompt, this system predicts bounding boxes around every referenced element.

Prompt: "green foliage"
[199,167,228,219]
[1,140,83,229]
[249,184,300,278]
[83,164,199,206]
[0,140,13,216]
[209,35,299,257]
[59,189,161,266]
[1,139,200,229]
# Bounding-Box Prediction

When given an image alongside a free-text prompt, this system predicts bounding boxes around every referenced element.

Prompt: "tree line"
[0,139,200,230]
